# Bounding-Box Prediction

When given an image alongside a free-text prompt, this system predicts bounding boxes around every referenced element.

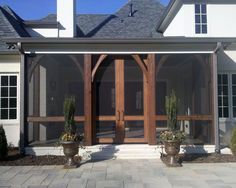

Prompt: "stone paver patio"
[0,160,236,188]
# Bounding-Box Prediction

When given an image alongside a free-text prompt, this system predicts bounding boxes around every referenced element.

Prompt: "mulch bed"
[160,153,236,166]
[1,148,236,166]
[180,153,236,163]
[0,149,80,166]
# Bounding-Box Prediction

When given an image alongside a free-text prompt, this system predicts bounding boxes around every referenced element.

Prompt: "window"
[218,74,229,118]
[232,74,236,117]
[195,4,207,34]
[0,75,18,120]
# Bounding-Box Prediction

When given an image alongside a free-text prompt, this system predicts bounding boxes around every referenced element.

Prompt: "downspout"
[16,42,27,155]
[213,42,222,154]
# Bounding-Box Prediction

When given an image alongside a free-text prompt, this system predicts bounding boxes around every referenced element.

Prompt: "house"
[0,0,236,156]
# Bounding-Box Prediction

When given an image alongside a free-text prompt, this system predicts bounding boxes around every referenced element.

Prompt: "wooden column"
[84,54,93,146]
[147,54,156,145]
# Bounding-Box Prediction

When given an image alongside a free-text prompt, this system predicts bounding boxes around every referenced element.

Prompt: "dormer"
[157,0,236,38]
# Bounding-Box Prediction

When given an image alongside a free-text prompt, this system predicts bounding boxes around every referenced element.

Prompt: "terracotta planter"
[163,140,181,167]
[61,141,79,169]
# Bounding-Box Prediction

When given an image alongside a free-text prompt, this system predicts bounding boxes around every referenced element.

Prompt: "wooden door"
[94,57,147,144]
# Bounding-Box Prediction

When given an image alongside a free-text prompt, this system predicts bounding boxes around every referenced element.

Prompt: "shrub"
[165,90,178,131]
[60,96,83,142]
[230,128,236,156]
[0,125,8,159]
[160,90,185,143]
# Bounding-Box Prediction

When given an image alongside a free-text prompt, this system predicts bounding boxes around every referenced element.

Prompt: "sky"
[0,0,170,20]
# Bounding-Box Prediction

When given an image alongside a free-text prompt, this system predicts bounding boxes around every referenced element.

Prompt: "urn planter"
[163,140,181,167]
[61,141,79,169]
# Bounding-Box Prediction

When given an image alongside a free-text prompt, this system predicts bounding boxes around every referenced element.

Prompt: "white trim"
[218,72,236,120]
[24,51,215,54]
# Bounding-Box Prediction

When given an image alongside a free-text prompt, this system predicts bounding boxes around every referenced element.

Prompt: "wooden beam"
[144,59,149,143]
[131,55,148,81]
[91,54,108,82]
[27,116,85,122]
[28,55,44,82]
[156,55,169,75]
[115,59,125,143]
[156,115,213,121]
[84,54,93,146]
[147,54,156,145]
[68,55,84,79]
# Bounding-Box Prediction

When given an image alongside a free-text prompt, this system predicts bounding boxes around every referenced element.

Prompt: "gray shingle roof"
[0,6,29,52]
[34,0,165,38]
[0,0,166,52]
[91,0,165,38]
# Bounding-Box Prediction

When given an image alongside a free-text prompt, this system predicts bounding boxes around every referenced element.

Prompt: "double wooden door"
[93,57,147,144]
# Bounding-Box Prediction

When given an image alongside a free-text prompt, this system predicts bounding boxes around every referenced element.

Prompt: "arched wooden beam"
[92,54,108,82]
[28,55,44,82]
[68,55,84,80]
[131,55,148,80]
[156,55,169,75]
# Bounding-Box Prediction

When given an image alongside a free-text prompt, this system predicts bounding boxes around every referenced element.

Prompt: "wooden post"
[147,54,156,145]
[84,54,93,146]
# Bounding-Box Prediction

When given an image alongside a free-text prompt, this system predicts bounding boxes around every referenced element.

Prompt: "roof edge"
[156,0,182,33]
[4,37,236,44]
[23,21,58,28]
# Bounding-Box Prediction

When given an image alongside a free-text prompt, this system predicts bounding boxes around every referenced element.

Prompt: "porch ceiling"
[4,37,236,54]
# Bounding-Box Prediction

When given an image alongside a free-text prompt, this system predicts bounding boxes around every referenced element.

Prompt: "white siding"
[0,55,20,146]
[0,55,20,72]
[164,4,236,37]
[208,5,236,37]
[164,4,194,37]
[26,28,58,37]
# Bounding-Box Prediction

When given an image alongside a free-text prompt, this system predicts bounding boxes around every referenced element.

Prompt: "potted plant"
[230,127,236,156]
[60,96,82,169]
[160,90,185,167]
[0,125,8,160]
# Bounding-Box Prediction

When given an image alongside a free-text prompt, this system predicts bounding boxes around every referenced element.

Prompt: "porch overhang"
[4,37,235,54]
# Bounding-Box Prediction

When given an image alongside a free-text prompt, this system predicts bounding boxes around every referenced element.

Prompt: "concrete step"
[25,144,218,159]
[81,145,161,159]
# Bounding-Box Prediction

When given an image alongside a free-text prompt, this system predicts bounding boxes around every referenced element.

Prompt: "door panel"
[123,59,146,142]
[96,121,116,138]
[94,56,146,144]
[94,59,117,143]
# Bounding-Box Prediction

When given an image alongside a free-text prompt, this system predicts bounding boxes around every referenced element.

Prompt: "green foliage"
[64,96,76,135]
[160,90,185,142]
[160,130,185,142]
[230,128,236,156]
[165,90,178,131]
[0,125,8,159]
[61,96,83,142]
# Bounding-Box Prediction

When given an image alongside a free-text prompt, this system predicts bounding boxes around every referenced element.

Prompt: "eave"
[4,37,235,54]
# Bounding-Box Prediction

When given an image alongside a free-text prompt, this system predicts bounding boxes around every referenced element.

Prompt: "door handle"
[116,111,120,121]
[121,110,124,121]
